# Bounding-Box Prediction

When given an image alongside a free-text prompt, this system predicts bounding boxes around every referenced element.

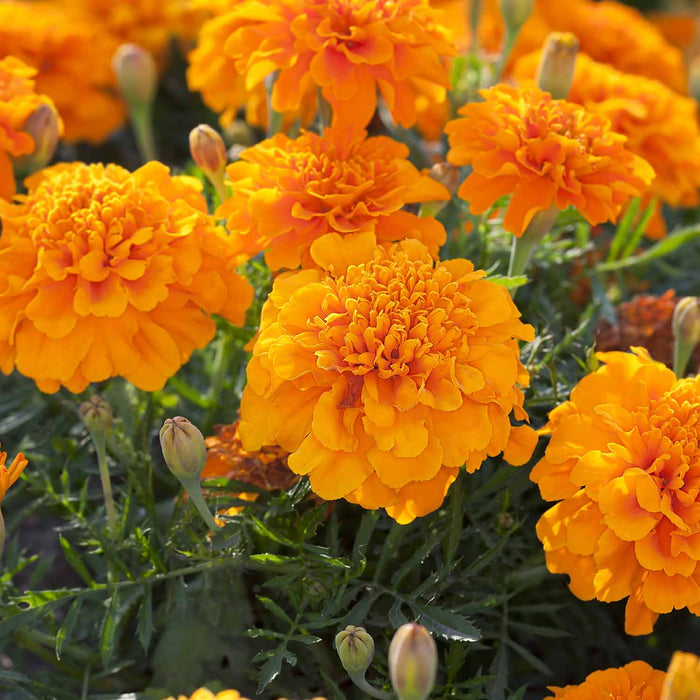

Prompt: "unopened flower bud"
[429,163,459,198]
[160,416,207,481]
[536,32,579,100]
[190,125,227,176]
[689,56,700,105]
[335,625,375,675]
[662,651,700,700]
[499,0,534,31]
[223,119,255,148]
[389,623,438,700]
[112,43,157,106]
[21,102,61,172]
[673,297,700,377]
[79,396,113,435]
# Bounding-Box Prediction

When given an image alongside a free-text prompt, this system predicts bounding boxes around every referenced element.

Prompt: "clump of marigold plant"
[0,56,62,200]
[202,0,455,130]
[218,127,449,270]
[0,161,253,393]
[545,660,665,699]
[531,348,700,635]
[202,420,296,519]
[445,85,654,237]
[513,51,700,227]
[596,290,700,372]
[238,234,537,524]
[0,2,125,144]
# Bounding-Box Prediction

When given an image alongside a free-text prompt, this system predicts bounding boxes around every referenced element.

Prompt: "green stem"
[373,521,405,583]
[507,205,559,280]
[180,476,220,532]
[208,169,229,206]
[204,326,234,432]
[349,671,393,700]
[493,24,520,82]
[674,340,694,378]
[130,103,157,162]
[92,430,117,533]
[469,0,483,55]
[266,72,283,137]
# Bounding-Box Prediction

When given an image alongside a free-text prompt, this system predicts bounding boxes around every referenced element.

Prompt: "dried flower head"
[545,660,665,699]
[596,291,700,372]
[514,51,700,217]
[0,161,253,393]
[203,0,455,129]
[446,85,654,237]
[0,2,126,143]
[239,235,537,524]
[531,348,700,635]
[218,127,448,270]
[0,56,62,200]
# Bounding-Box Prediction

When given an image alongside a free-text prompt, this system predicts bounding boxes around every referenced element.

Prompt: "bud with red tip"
[388,623,438,700]
[112,43,157,106]
[18,102,61,173]
[160,416,207,481]
[80,396,114,436]
[190,125,227,176]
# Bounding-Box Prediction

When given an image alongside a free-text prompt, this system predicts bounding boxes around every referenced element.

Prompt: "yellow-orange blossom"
[239,235,537,524]
[532,349,700,635]
[0,162,253,393]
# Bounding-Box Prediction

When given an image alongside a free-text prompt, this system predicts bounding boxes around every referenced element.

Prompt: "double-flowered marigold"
[166,690,326,700]
[238,234,537,524]
[531,348,700,635]
[0,2,125,144]
[445,85,654,237]
[0,161,253,393]
[545,660,665,699]
[513,52,700,215]
[217,127,448,270]
[209,0,455,129]
[0,56,61,201]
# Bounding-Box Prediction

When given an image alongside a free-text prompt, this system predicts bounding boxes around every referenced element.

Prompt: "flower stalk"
[673,296,700,377]
[508,205,559,279]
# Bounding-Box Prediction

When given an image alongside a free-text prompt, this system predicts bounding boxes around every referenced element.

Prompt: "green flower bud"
[536,32,579,100]
[335,625,375,675]
[79,396,113,435]
[673,296,700,377]
[499,0,534,31]
[16,102,61,174]
[389,623,438,700]
[112,43,157,106]
[189,124,227,177]
[160,416,207,481]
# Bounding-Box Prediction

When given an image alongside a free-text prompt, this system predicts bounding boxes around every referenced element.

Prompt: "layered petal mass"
[239,235,536,523]
[531,348,700,635]
[0,161,253,393]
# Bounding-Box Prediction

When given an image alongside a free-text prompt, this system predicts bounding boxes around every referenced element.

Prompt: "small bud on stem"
[536,32,579,100]
[673,297,700,377]
[388,623,438,700]
[189,124,228,202]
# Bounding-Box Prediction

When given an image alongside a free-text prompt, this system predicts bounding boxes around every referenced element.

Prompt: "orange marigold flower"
[0,161,253,394]
[217,127,449,270]
[212,0,455,130]
[531,348,700,635]
[513,52,700,213]
[545,660,665,699]
[0,2,125,144]
[166,691,327,700]
[0,56,62,201]
[238,234,537,524]
[0,443,28,505]
[445,85,654,237]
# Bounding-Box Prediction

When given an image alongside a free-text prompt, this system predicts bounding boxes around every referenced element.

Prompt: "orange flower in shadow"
[239,234,537,524]
[212,0,454,129]
[513,52,700,219]
[0,56,62,201]
[446,85,654,237]
[0,2,125,144]
[0,443,27,505]
[532,348,700,635]
[0,161,253,393]
[545,661,665,699]
[218,127,448,270]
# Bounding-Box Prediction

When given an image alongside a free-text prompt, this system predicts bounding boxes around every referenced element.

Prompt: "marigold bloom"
[239,235,537,524]
[0,161,253,393]
[532,348,700,635]
[167,690,326,700]
[0,2,125,144]
[446,85,654,237]
[0,443,28,505]
[218,127,448,270]
[597,291,700,373]
[545,661,665,699]
[212,0,455,129]
[0,56,62,201]
[513,52,700,214]
[663,652,700,700]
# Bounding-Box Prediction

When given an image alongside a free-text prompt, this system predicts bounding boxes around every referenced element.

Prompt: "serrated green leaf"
[100,590,120,668]
[58,535,95,587]
[55,597,82,660]
[389,599,409,630]
[412,603,480,642]
[257,595,293,624]
[256,647,296,693]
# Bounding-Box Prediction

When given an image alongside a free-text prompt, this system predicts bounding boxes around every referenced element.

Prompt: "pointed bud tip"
[160,416,207,481]
[21,102,61,171]
[388,623,438,700]
[674,297,700,347]
[335,625,375,675]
